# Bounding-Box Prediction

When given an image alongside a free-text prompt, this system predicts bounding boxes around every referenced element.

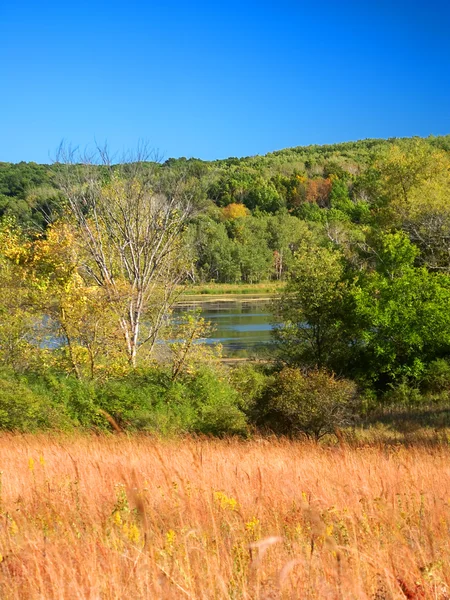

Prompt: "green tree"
[351,266,450,386]
[187,216,241,283]
[232,217,273,283]
[266,214,312,279]
[274,244,349,368]
[329,177,353,215]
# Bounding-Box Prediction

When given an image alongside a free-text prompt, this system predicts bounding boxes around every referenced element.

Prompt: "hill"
[1,135,449,228]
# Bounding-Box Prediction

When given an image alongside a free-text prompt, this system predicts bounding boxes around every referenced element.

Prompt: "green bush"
[97,369,169,431]
[0,371,72,431]
[38,373,101,428]
[0,366,248,436]
[262,367,358,440]
[96,368,247,435]
[229,363,272,412]
[183,368,248,435]
[422,359,450,394]
[383,379,423,407]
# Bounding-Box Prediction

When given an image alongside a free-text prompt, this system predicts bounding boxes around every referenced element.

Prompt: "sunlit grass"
[181,281,283,296]
[1,435,450,598]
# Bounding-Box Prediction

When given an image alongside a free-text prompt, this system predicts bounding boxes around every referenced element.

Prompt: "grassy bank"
[1,435,449,599]
[181,281,283,296]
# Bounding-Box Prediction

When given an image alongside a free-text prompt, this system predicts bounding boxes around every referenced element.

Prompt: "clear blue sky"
[1,0,449,163]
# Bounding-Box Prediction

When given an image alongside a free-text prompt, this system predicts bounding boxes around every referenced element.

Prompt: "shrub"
[229,363,271,412]
[382,379,423,407]
[0,371,72,431]
[263,367,358,440]
[422,359,450,394]
[0,367,248,436]
[94,367,248,436]
[183,368,248,435]
[97,369,169,431]
[96,368,248,435]
[38,373,101,428]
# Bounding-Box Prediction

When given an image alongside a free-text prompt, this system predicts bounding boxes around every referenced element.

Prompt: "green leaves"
[273,229,450,393]
[274,244,349,369]
[352,267,450,382]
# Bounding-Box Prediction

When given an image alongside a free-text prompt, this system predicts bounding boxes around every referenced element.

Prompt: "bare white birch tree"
[54,144,197,367]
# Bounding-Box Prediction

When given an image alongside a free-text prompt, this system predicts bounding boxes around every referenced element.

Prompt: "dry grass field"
[1,435,450,599]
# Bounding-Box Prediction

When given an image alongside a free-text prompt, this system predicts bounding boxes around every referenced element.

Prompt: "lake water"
[175,296,276,357]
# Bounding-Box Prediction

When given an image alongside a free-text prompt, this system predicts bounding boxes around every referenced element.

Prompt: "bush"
[262,368,358,440]
[422,359,450,394]
[36,373,101,428]
[96,367,248,436]
[0,367,248,436]
[183,368,248,435]
[229,363,271,412]
[0,371,72,431]
[97,369,171,431]
[382,379,423,407]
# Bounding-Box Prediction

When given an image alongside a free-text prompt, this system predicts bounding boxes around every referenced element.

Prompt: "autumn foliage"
[305,177,333,207]
[222,202,249,220]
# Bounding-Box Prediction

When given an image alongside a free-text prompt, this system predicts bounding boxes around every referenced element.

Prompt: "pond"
[42,295,279,359]
[175,295,277,358]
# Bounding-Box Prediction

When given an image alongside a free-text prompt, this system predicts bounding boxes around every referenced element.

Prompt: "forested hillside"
[2,135,449,284]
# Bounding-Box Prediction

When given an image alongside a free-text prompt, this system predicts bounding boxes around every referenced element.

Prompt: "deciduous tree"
[55,145,198,367]
[273,243,349,368]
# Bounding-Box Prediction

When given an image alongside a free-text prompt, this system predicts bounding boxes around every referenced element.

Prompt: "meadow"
[1,435,450,599]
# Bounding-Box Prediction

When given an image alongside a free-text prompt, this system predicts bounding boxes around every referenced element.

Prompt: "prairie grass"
[1,435,450,599]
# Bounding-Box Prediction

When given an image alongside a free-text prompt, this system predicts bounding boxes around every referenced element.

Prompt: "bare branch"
[53,142,198,367]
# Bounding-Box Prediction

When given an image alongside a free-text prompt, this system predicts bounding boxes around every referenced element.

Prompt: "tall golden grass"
[1,434,449,599]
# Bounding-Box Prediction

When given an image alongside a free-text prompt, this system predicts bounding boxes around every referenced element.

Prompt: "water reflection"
[175,296,276,358]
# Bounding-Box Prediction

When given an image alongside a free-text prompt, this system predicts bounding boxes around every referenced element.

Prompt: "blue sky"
[1,0,449,163]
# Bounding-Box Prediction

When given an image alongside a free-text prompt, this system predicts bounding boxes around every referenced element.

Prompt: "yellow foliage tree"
[377,141,450,271]
[31,222,127,378]
[221,203,249,220]
[168,310,221,380]
[0,221,36,369]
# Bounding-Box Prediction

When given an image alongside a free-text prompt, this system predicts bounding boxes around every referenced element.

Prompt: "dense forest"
[2,135,450,437]
[2,135,449,284]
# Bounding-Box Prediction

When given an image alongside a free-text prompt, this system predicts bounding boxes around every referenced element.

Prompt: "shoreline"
[177,293,278,304]
[180,282,283,296]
